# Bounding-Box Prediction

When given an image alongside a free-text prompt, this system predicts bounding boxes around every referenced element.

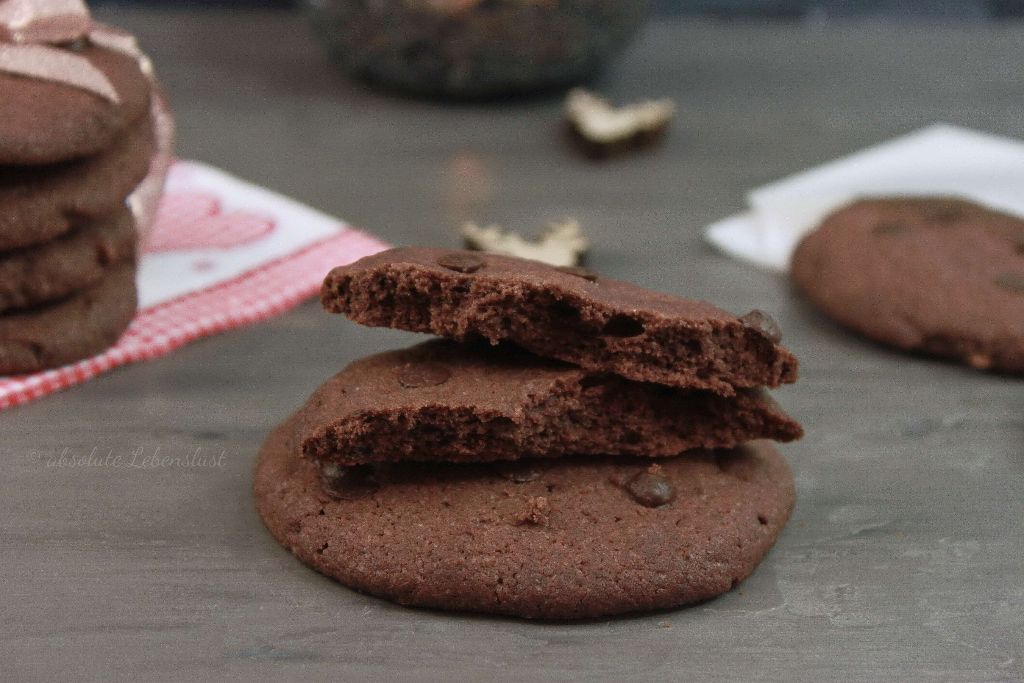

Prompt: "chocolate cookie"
[0,41,152,165]
[791,197,1024,373]
[0,262,137,374]
[0,116,154,251]
[322,248,799,395]
[0,207,136,313]
[255,415,795,619]
[297,340,802,466]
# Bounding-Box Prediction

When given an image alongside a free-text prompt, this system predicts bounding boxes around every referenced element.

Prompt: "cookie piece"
[0,114,154,251]
[0,41,152,165]
[0,262,137,375]
[791,197,1024,373]
[322,248,799,395]
[0,207,136,313]
[297,340,802,466]
[255,415,795,619]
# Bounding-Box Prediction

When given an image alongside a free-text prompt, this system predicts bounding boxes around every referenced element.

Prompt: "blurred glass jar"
[306,0,651,98]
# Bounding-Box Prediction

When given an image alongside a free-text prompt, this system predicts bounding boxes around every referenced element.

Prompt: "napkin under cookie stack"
[0,1,172,374]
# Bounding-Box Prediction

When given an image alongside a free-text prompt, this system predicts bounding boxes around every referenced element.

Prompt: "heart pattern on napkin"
[145,191,276,253]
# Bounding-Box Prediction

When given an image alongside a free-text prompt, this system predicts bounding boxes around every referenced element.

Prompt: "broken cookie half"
[294,340,803,466]
[565,88,676,158]
[322,247,798,396]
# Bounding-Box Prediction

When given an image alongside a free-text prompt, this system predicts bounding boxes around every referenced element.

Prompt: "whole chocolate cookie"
[322,248,799,395]
[0,262,137,374]
[0,207,136,313]
[791,197,1024,373]
[297,340,802,466]
[0,42,152,165]
[0,116,154,251]
[255,416,795,619]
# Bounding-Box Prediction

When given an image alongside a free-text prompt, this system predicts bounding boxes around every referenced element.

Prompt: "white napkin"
[704,124,1024,272]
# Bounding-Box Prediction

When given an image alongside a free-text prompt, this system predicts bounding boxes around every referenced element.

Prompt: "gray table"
[3,9,1022,681]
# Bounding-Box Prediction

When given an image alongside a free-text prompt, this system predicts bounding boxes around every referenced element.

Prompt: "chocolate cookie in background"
[257,249,803,619]
[0,116,155,252]
[0,2,175,374]
[0,207,137,314]
[791,197,1024,374]
[0,262,138,375]
[0,39,152,166]
[322,247,799,395]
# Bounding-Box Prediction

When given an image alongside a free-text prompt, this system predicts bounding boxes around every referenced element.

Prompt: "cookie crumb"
[516,496,550,526]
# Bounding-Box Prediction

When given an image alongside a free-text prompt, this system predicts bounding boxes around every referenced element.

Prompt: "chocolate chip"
[994,273,1024,293]
[437,252,484,273]
[397,362,451,388]
[625,471,675,508]
[556,265,598,282]
[1013,235,1024,254]
[873,221,909,236]
[739,309,782,344]
[495,462,541,483]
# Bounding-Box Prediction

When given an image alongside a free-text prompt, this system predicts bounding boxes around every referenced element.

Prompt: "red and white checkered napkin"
[0,161,390,410]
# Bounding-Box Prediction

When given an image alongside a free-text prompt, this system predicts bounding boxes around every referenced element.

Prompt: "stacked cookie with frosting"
[0,1,172,374]
[256,248,803,619]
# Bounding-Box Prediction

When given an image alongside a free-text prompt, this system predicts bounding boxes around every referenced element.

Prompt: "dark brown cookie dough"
[0,207,136,313]
[297,340,802,466]
[255,415,796,620]
[0,262,137,375]
[791,197,1024,374]
[0,116,154,251]
[322,248,799,395]
[0,42,152,166]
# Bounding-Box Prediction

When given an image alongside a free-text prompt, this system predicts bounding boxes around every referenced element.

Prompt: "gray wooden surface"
[3,9,1022,681]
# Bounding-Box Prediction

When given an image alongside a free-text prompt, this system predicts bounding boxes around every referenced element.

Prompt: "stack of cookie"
[0,12,172,374]
[256,248,804,619]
